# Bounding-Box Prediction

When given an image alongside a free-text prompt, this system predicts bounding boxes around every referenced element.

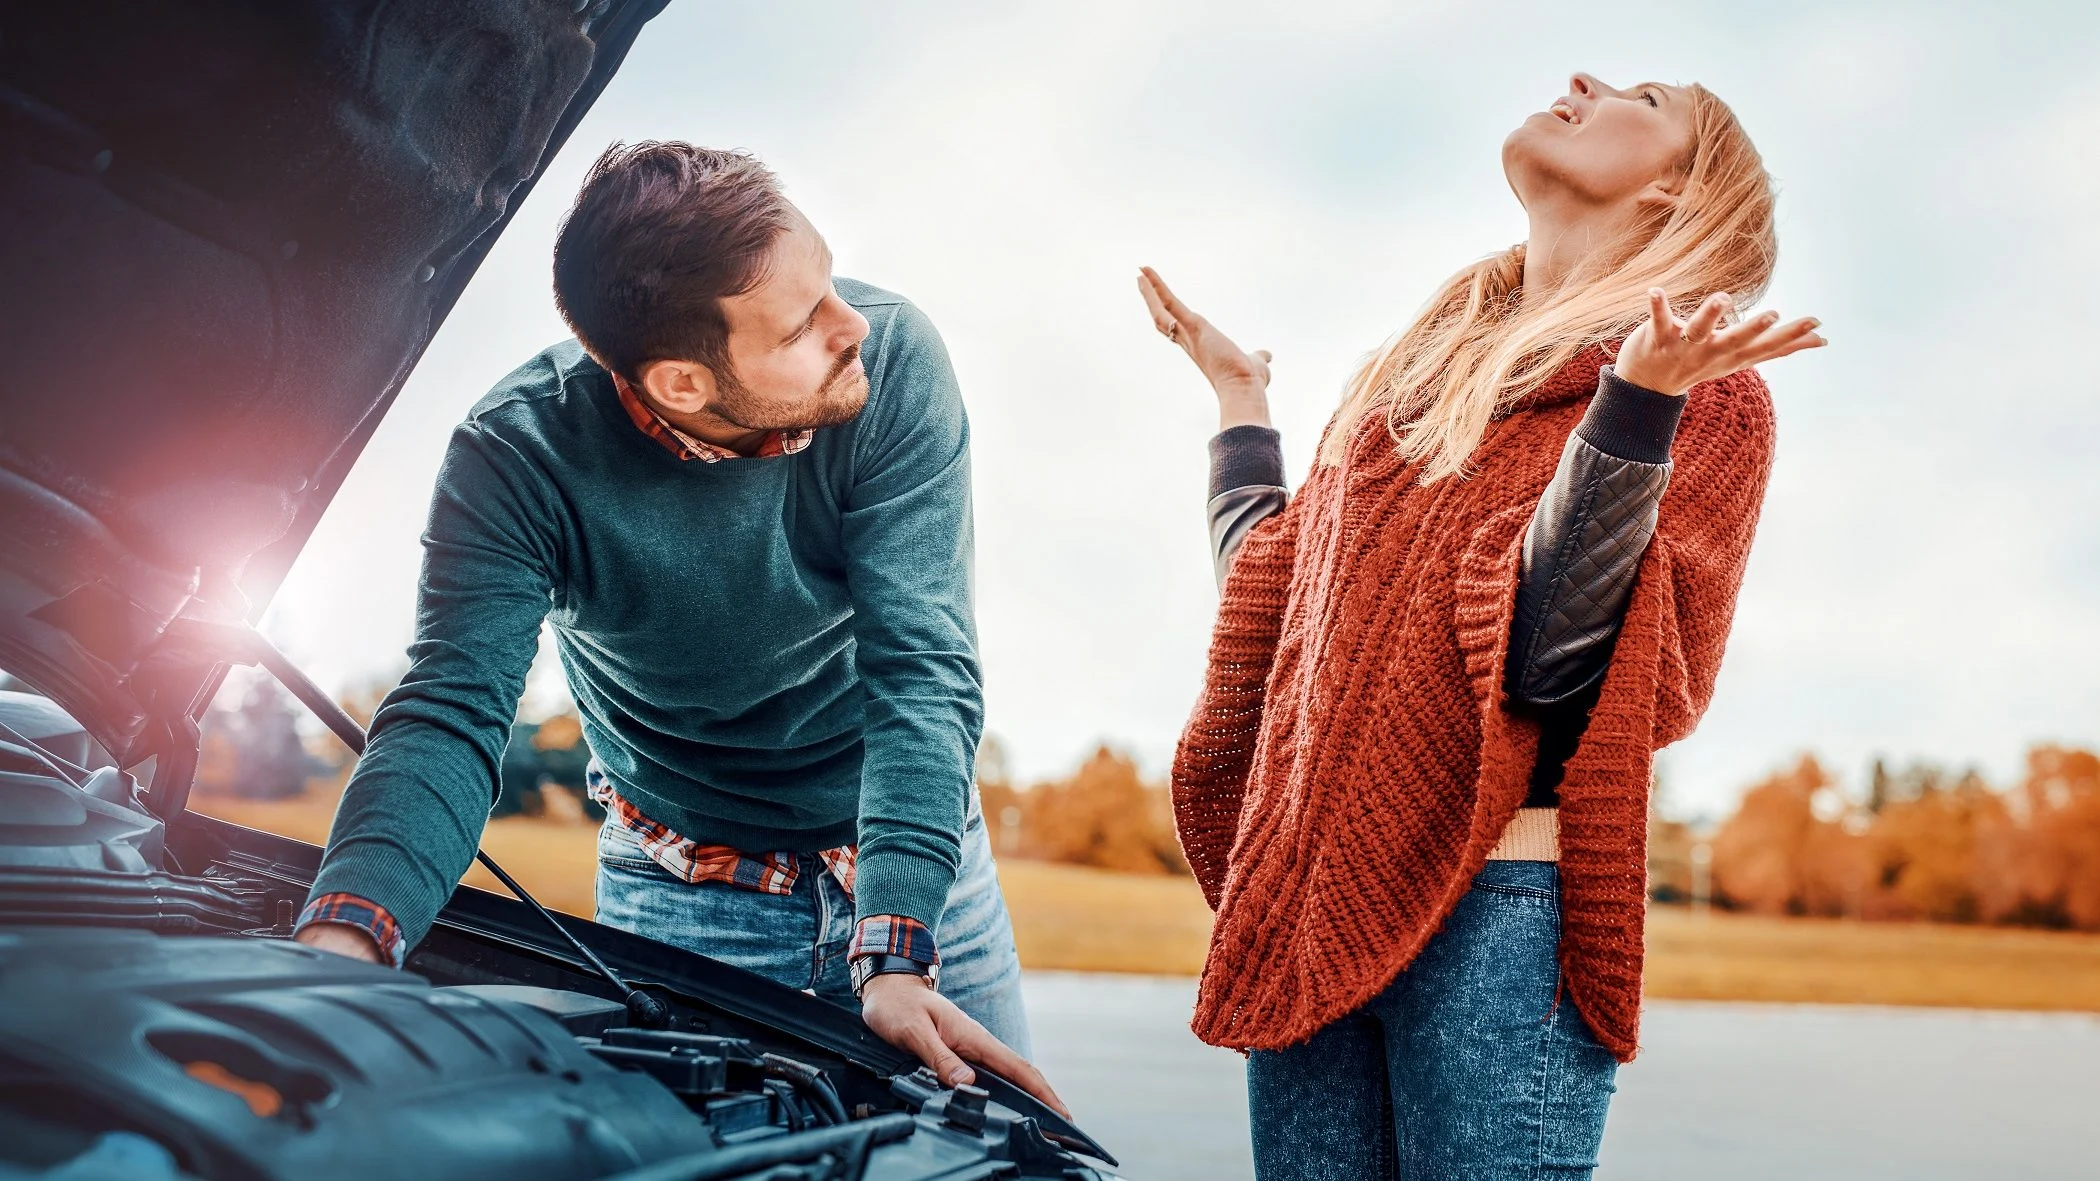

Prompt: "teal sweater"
[307,280,982,949]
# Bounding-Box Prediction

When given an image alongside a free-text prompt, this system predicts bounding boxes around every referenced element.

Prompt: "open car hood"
[0,0,667,767]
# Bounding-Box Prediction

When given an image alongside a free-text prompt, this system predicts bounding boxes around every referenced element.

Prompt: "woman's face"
[1504,73,1697,213]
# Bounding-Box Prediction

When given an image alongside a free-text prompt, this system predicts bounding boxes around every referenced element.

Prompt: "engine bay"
[0,692,1116,1181]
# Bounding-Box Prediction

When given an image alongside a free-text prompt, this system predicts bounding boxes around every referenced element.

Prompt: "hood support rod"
[242,628,668,1028]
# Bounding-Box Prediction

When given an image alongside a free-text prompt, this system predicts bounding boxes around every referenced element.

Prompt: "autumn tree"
[1996,747,2100,928]
[1709,756,1828,914]
[979,742,1190,876]
[1857,769,2006,922]
[1704,746,2100,931]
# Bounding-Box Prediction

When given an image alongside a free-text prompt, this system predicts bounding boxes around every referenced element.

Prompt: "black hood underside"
[0,0,667,762]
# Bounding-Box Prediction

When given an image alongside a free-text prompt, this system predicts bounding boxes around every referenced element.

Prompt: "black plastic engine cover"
[0,929,713,1180]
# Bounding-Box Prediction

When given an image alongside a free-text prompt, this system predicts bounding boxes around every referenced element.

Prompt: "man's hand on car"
[859,972,1069,1117]
[294,922,385,963]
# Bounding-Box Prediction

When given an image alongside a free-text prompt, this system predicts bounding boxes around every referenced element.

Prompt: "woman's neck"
[1520,200,1643,304]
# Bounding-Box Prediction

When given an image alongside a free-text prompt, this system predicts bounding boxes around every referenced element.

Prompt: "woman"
[1139,73,1824,1179]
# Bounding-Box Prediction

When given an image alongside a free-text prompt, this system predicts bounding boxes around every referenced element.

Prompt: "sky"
[261,0,2100,821]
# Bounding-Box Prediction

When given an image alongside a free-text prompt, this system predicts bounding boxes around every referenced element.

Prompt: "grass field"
[193,796,2100,1014]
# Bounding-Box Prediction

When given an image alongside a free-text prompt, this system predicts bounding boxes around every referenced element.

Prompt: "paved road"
[1021,972,2100,1181]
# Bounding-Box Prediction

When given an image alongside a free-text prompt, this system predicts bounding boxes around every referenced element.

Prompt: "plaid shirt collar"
[612,374,814,463]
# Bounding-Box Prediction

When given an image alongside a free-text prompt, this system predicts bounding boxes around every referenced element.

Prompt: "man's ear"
[637,358,717,415]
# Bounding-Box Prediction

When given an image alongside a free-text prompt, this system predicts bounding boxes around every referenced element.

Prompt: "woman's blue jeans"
[1246,861,1618,1180]
[592,796,1033,1058]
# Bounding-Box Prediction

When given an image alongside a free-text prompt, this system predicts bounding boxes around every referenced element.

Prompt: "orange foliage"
[1863,778,2008,922]
[979,743,1189,877]
[1709,755,1830,915]
[1999,747,2100,928]
[532,712,584,752]
[1709,745,2100,931]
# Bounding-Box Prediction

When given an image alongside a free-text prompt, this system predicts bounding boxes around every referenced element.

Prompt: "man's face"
[708,209,871,433]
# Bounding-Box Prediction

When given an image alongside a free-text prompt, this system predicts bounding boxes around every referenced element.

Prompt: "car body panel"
[0,0,668,761]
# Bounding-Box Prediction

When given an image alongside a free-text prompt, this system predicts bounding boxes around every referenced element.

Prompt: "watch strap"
[851,953,938,997]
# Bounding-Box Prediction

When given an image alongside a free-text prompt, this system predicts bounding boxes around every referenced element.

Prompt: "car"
[0,3,1120,1178]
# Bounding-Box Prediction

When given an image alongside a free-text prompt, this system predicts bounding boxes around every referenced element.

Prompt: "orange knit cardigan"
[1170,345,1775,1062]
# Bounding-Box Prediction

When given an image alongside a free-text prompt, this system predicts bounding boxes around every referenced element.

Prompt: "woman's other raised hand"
[1615,287,1826,397]
[1138,267,1274,430]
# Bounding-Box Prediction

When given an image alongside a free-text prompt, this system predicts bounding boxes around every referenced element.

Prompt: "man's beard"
[714,343,869,433]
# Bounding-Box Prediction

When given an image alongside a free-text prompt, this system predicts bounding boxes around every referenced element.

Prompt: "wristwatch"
[850,953,939,998]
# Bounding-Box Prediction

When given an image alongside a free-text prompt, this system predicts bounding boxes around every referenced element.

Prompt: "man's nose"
[838,305,870,351]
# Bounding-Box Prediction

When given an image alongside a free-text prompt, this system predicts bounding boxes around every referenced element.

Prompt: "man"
[294,141,1060,1112]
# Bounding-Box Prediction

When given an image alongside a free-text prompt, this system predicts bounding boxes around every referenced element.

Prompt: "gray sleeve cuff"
[1208,485,1288,589]
[1577,366,1686,464]
[1209,425,1286,499]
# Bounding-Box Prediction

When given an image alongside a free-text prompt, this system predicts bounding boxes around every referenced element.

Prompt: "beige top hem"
[1484,805,1561,862]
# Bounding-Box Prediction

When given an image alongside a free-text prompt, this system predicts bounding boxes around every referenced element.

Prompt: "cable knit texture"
[1171,344,1774,1062]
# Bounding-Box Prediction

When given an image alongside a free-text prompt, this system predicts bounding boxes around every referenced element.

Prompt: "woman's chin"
[1500,132,1538,185]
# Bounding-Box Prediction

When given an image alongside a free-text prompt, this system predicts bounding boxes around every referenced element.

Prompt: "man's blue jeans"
[592,795,1033,1058]
[1246,860,1618,1180]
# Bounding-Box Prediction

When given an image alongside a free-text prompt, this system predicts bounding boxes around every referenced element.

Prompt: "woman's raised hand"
[1615,288,1826,397]
[1138,267,1274,430]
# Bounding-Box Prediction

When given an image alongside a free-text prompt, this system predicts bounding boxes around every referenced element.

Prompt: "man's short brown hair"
[552,142,792,383]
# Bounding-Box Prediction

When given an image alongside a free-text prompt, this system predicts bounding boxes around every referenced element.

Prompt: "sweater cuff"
[1208,425,1286,499]
[851,848,955,931]
[1578,366,1686,464]
[307,838,452,959]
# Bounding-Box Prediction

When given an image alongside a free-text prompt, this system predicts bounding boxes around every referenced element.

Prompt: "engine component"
[0,690,112,774]
[0,930,713,1181]
[446,984,629,1037]
[0,745,162,874]
[0,866,258,932]
[0,741,261,931]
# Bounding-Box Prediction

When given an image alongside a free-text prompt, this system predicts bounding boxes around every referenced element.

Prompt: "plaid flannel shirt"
[296,375,934,972]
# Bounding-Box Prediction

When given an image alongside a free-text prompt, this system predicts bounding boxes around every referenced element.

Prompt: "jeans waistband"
[1471,858,1560,893]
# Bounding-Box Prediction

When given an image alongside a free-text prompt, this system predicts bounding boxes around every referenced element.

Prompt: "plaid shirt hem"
[297,893,408,968]
[586,765,936,966]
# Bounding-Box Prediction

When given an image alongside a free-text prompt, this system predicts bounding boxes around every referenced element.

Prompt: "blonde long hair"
[1321,85,1777,477]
